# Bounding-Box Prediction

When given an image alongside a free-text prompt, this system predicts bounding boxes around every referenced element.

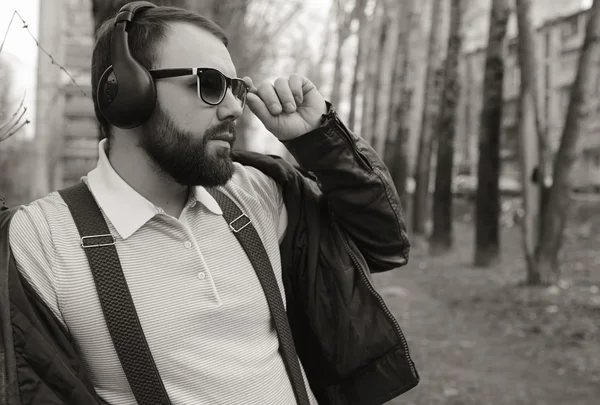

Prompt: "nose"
[217,88,244,122]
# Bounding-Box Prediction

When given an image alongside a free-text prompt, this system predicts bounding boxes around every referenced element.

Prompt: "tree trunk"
[474,0,510,267]
[537,0,600,284]
[384,0,415,207]
[330,0,353,109]
[348,0,368,132]
[369,3,389,146]
[391,89,413,209]
[211,0,251,151]
[411,0,445,236]
[383,0,415,207]
[384,0,415,168]
[515,0,544,283]
[373,0,401,157]
[360,2,383,144]
[430,0,463,253]
[92,0,191,33]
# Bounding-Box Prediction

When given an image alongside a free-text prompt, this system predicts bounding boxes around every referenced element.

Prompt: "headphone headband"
[96,1,159,129]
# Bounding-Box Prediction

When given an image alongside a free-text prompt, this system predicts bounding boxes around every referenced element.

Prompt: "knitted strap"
[59,183,172,405]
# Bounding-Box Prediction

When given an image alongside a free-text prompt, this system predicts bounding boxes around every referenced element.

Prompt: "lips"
[210,133,234,143]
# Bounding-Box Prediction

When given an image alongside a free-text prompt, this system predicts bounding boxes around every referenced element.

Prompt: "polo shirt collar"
[85,139,223,240]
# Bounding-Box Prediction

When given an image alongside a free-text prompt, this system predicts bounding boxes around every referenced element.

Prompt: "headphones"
[96,1,158,129]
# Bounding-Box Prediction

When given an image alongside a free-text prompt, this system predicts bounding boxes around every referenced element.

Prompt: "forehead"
[155,22,236,78]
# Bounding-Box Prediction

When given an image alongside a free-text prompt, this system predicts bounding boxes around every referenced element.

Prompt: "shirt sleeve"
[242,165,288,245]
[9,205,67,328]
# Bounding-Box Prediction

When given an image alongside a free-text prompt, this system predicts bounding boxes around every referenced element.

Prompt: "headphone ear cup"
[97,2,159,129]
[97,66,119,111]
[97,60,157,129]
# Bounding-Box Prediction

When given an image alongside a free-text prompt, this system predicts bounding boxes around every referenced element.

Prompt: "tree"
[412,0,446,236]
[0,57,34,206]
[430,0,464,252]
[384,0,417,208]
[536,0,600,284]
[372,0,402,157]
[347,0,368,132]
[473,0,510,266]
[360,1,384,145]
[515,0,549,283]
[330,0,364,109]
[92,0,188,33]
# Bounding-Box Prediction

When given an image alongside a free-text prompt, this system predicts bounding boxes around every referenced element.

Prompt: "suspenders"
[58,183,311,405]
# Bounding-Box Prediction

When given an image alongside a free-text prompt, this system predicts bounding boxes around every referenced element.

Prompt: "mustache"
[205,120,236,142]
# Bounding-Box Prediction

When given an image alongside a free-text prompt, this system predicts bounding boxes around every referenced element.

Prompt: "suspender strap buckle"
[81,234,116,248]
[229,214,251,233]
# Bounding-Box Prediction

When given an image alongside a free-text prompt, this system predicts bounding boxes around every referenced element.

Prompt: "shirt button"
[184,241,192,249]
[197,272,206,280]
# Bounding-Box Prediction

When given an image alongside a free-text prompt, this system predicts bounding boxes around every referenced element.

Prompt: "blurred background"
[1,0,599,404]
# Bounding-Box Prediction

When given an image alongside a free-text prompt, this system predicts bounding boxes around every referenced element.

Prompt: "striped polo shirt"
[9,140,318,405]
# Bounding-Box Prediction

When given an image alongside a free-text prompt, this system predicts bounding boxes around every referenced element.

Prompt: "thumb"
[246,92,275,128]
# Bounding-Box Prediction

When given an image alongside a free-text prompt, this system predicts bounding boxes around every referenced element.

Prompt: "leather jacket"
[0,108,418,405]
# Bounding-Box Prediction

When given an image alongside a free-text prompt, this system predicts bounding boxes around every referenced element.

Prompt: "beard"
[139,104,236,187]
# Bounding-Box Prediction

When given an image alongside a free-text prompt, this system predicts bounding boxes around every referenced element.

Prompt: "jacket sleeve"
[282,105,410,272]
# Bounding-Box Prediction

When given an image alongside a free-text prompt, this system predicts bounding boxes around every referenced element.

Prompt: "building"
[455,4,600,190]
[35,0,96,191]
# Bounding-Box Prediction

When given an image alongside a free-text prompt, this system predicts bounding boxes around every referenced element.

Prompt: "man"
[0,3,418,405]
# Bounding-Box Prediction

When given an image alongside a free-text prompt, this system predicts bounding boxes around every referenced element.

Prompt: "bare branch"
[0,10,17,55]
[0,118,30,143]
[244,2,304,68]
[0,90,26,131]
[0,10,86,97]
[0,90,30,143]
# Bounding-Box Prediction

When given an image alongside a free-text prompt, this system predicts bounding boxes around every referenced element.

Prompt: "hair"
[91,5,228,146]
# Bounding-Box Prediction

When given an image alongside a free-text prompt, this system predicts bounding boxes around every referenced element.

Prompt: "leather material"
[0,207,100,405]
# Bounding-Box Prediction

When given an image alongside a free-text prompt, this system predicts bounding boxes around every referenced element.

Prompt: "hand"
[244,74,327,141]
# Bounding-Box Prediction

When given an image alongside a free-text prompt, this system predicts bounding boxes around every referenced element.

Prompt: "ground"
[375,198,600,405]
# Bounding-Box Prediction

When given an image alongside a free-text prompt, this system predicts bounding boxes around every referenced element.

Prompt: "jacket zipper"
[334,225,417,378]
[334,116,374,173]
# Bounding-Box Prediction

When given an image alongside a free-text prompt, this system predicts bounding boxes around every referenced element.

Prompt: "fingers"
[257,82,283,115]
[242,76,256,93]
[274,77,296,113]
[289,73,303,105]
[245,92,274,126]
[254,74,308,116]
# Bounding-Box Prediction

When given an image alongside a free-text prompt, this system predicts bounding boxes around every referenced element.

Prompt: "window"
[561,15,580,42]
[583,148,600,169]
[544,30,551,58]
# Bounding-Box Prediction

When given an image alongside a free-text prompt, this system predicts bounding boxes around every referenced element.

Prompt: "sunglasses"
[148,68,249,109]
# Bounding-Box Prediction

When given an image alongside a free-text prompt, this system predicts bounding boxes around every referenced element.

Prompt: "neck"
[108,138,189,218]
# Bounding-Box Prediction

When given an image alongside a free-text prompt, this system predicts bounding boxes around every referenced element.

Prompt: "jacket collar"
[85,140,222,240]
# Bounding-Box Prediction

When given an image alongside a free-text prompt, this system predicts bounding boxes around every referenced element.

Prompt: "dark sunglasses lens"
[200,70,226,104]
[232,80,247,106]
